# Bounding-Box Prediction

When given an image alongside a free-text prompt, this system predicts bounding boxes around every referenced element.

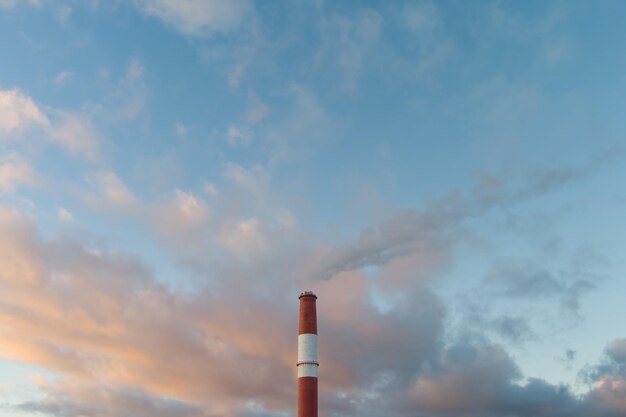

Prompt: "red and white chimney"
[297,291,318,417]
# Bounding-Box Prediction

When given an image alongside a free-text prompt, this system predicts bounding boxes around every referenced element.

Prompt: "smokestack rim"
[299,291,317,300]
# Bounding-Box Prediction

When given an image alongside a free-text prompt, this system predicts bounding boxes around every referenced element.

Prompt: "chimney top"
[299,291,317,299]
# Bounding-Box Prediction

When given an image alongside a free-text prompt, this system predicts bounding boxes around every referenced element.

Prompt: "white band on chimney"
[298,362,318,378]
[297,334,318,378]
[298,334,318,363]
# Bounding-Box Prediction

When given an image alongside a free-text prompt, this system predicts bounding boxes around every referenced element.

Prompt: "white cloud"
[398,2,454,79]
[245,92,268,125]
[227,61,248,88]
[168,190,208,226]
[316,9,384,92]
[218,218,266,255]
[57,207,74,222]
[111,58,147,121]
[226,126,251,146]
[0,88,50,136]
[222,92,267,148]
[133,0,251,36]
[50,113,99,161]
[402,2,438,33]
[313,4,454,89]
[55,4,72,24]
[542,38,573,65]
[174,123,187,136]
[0,0,40,9]
[152,190,210,251]
[221,162,269,194]
[86,171,138,210]
[54,70,75,86]
[203,182,218,196]
[265,84,337,164]
[92,58,147,122]
[126,57,144,81]
[0,88,100,160]
[0,153,36,193]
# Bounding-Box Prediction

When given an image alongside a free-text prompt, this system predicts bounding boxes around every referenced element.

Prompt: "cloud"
[0,88,50,136]
[50,112,99,160]
[606,339,626,365]
[311,2,454,91]
[223,92,268,147]
[175,123,188,136]
[408,341,582,416]
[221,162,270,196]
[127,57,144,81]
[150,163,298,265]
[203,182,218,196]
[265,84,338,165]
[98,57,147,121]
[584,339,626,383]
[0,0,40,9]
[0,206,297,413]
[227,61,248,89]
[0,196,622,417]
[218,217,266,256]
[132,0,252,36]
[0,152,36,193]
[482,251,602,316]
[18,381,210,417]
[54,70,75,86]
[312,159,610,282]
[54,4,72,24]
[491,315,535,345]
[316,8,384,92]
[57,207,74,222]
[0,88,99,160]
[579,339,626,416]
[398,2,455,79]
[85,171,139,210]
[159,190,209,226]
[410,343,520,412]
[152,189,210,251]
[226,126,252,146]
[401,2,438,33]
[487,1,566,44]
[245,92,268,125]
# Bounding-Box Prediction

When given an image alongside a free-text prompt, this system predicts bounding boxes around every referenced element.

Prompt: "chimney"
[297,291,318,417]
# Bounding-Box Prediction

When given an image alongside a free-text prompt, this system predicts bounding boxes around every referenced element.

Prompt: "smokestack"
[298,291,318,417]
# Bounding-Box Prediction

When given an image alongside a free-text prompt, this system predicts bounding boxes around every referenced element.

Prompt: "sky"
[1,0,626,416]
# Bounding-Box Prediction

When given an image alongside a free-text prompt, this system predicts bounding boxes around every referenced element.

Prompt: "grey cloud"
[0,206,445,417]
[313,159,607,282]
[454,300,536,346]
[575,339,626,416]
[17,383,213,417]
[606,339,626,365]
[559,279,595,313]
[491,315,535,345]
[483,260,598,315]
[561,349,577,370]
[1,205,625,417]
[584,339,626,383]
[324,288,445,389]
[484,265,563,298]
[407,340,581,417]
[483,242,609,317]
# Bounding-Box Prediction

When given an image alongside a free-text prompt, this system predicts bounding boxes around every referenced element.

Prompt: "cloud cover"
[132,0,252,36]
[1,1,624,417]
[0,158,622,417]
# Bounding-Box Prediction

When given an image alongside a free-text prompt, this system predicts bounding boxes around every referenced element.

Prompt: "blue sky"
[1,1,626,417]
